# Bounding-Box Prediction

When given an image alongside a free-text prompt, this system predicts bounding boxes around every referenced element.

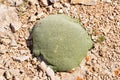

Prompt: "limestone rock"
[7,0,23,6]
[71,0,99,5]
[0,4,22,32]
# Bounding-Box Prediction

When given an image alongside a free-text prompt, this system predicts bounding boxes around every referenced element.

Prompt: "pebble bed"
[0,0,120,80]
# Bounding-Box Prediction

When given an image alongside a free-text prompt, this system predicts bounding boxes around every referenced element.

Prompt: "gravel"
[0,0,119,80]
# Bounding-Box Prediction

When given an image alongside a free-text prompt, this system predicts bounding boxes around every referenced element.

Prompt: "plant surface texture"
[32,14,93,71]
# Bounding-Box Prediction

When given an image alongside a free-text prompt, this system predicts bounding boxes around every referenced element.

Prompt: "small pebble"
[63,3,70,7]
[53,2,63,8]
[28,0,39,5]
[71,0,98,5]
[49,0,59,3]
[4,71,12,80]
[102,0,112,3]
[29,15,37,22]
[20,50,28,54]
[40,0,48,6]
[0,76,5,80]
[0,45,7,54]
[13,55,30,62]
[39,61,47,72]
[58,9,63,13]
[10,40,17,47]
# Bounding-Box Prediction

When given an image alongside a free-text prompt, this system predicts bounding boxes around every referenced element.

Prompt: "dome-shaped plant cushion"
[32,14,93,72]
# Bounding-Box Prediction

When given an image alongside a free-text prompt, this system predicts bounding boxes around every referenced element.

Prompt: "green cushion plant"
[31,14,93,72]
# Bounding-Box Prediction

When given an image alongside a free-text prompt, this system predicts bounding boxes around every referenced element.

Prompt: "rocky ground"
[0,0,120,80]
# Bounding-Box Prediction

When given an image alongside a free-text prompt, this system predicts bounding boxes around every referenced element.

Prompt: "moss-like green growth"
[32,14,93,72]
[97,35,105,43]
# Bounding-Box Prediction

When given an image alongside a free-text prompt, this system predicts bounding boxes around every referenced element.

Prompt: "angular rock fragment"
[13,55,30,62]
[7,0,23,6]
[49,0,59,3]
[102,0,112,3]
[0,4,22,32]
[4,71,12,80]
[40,0,48,6]
[71,0,99,5]
[46,67,55,80]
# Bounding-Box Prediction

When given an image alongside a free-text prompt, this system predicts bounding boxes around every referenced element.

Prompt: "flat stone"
[49,0,59,3]
[39,61,47,72]
[71,0,99,5]
[0,4,22,32]
[7,0,23,6]
[13,55,30,62]
[102,0,112,3]
[46,67,55,80]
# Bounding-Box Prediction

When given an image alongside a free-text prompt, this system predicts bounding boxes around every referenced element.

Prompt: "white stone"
[10,40,17,47]
[20,50,28,54]
[37,12,44,18]
[53,2,63,8]
[41,0,48,6]
[64,3,70,8]
[58,9,63,13]
[0,76,5,80]
[29,15,37,22]
[4,71,12,79]
[22,24,28,28]
[7,0,23,6]
[0,45,7,54]
[46,67,55,80]
[48,5,53,13]
[0,4,22,32]
[102,0,112,3]
[71,0,98,5]
[39,61,47,72]
[28,0,38,5]
[49,0,59,3]
[13,55,30,62]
